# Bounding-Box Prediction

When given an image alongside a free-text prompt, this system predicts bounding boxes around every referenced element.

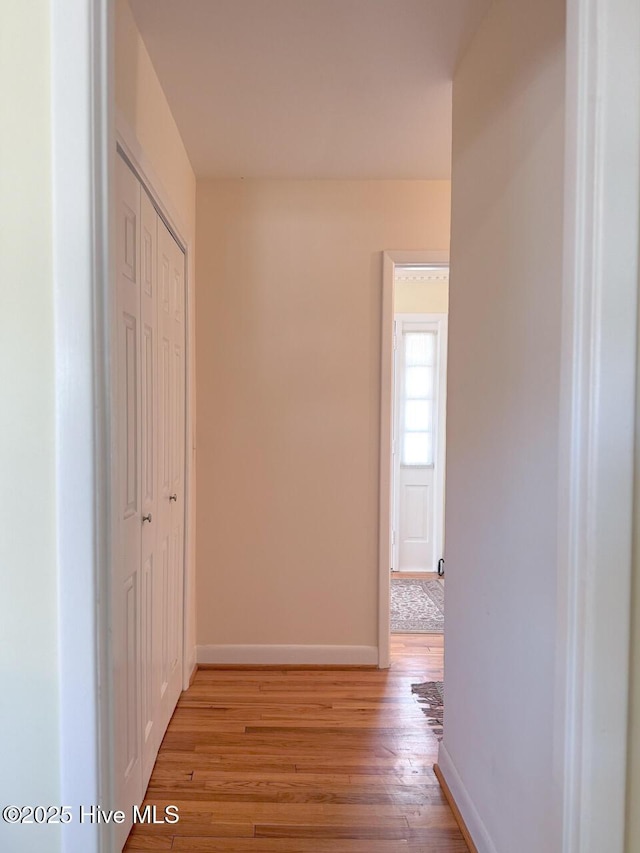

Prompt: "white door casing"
[555,1,640,850]
[392,314,448,574]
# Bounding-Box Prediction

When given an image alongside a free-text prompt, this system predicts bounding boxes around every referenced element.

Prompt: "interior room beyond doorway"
[391,264,448,636]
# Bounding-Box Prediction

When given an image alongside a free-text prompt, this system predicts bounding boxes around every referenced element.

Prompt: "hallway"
[124,636,465,851]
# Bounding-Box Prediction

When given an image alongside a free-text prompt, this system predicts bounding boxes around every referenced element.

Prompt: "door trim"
[52,1,113,851]
[378,251,449,668]
[392,313,448,575]
[556,0,640,849]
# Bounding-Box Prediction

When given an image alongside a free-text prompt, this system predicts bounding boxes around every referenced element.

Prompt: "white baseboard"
[196,644,379,666]
[437,742,498,853]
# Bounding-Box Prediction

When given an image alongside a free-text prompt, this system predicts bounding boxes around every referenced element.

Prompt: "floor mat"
[391,577,444,633]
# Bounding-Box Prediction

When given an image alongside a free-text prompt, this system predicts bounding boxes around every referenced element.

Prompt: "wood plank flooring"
[124,634,466,852]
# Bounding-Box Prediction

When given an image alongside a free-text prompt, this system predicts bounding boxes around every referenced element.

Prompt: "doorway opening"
[391,264,448,636]
[378,251,448,668]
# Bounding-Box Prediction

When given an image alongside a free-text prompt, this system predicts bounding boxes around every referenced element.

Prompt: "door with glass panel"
[392,316,448,573]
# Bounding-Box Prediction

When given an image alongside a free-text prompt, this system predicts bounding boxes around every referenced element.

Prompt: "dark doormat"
[411,680,444,738]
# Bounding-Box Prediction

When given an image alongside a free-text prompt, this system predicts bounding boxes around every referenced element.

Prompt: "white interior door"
[139,189,159,788]
[157,216,185,734]
[169,228,186,714]
[392,316,447,573]
[114,154,143,849]
[114,153,186,850]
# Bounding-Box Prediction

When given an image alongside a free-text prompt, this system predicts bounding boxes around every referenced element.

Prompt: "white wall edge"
[437,743,498,853]
[378,250,449,670]
[52,1,113,851]
[197,645,379,666]
[556,0,640,851]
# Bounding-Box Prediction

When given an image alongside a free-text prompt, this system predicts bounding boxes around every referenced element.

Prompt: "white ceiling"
[128,0,491,179]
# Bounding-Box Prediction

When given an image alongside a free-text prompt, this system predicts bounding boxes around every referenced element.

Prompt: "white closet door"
[157,217,185,733]
[114,154,186,851]
[168,231,185,713]
[139,189,160,787]
[114,154,143,850]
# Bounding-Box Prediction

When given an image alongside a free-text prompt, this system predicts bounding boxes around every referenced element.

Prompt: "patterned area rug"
[411,680,444,738]
[390,578,444,633]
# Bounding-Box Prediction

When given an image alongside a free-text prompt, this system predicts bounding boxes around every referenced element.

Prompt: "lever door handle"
[169,494,178,502]
[142,513,152,523]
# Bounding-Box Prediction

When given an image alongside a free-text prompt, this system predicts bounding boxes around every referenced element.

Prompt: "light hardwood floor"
[124,633,466,852]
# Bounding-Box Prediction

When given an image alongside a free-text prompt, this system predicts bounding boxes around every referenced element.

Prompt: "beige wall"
[443,1,565,851]
[0,2,61,850]
[115,0,196,235]
[394,278,449,313]
[196,179,450,653]
[115,0,198,672]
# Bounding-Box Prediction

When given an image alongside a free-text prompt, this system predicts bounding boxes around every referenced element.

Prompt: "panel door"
[114,156,186,851]
[168,231,185,716]
[139,189,160,788]
[394,321,439,573]
[156,217,185,735]
[398,469,434,571]
[113,154,143,851]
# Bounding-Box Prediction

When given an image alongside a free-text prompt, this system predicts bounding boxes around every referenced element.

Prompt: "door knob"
[169,494,177,502]
[142,513,152,523]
